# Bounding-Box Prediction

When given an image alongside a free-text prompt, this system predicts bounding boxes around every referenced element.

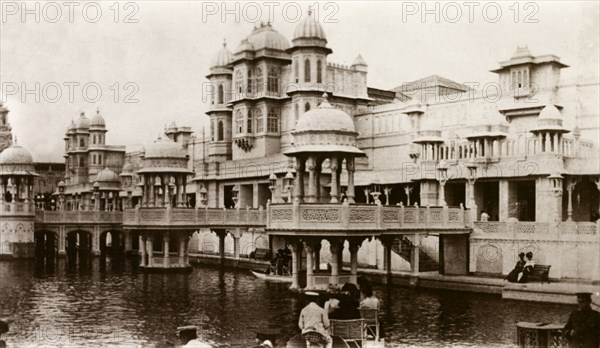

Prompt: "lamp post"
[232,184,240,208]
[268,173,277,203]
[93,181,100,211]
[283,171,294,203]
[58,181,65,211]
[199,186,207,208]
[437,160,448,207]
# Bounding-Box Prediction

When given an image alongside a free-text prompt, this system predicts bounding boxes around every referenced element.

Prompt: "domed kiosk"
[0,140,38,258]
[128,135,194,272]
[285,93,364,204]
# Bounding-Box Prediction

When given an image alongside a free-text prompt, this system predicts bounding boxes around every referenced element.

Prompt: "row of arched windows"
[294,58,323,84]
[211,120,225,141]
[91,153,103,165]
[234,66,280,96]
[233,108,279,135]
[92,134,103,145]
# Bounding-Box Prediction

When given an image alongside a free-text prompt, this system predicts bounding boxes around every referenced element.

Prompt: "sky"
[1,1,599,162]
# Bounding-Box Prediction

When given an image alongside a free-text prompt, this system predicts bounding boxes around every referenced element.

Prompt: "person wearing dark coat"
[563,292,600,348]
[505,252,526,283]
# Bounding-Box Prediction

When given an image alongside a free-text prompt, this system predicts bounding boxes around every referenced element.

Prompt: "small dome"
[295,94,355,133]
[76,112,91,130]
[211,40,233,68]
[539,104,562,120]
[237,23,290,53]
[293,10,326,40]
[95,167,119,182]
[351,54,367,66]
[144,135,186,159]
[90,108,105,128]
[0,144,33,164]
[66,120,76,133]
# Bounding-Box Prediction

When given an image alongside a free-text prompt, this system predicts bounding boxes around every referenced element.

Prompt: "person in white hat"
[298,292,332,348]
[177,326,212,348]
[260,340,273,348]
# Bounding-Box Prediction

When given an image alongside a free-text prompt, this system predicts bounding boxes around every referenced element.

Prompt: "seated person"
[359,284,380,309]
[505,252,526,283]
[517,252,535,283]
[298,292,332,348]
[330,292,361,320]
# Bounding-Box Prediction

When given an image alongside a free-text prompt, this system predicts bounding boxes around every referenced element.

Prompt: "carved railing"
[123,207,266,227]
[268,203,471,232]
[474,221,599,240]
[35,210,124,224]
[0,202,36,216]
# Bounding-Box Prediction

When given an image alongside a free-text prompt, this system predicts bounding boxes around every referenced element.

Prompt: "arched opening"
[79,138,85,147]
[255,107,264,133]
[304,59,311,83]
[34,230,58,270]
[267,109,278,133]
[255,67,264,93]
[217,120,224,141]
[305,102,311,113]
[247,109,253,133]
[100,230,124,258]
[268,67,279,94]
[66,230,93,269]
[235,70,243,94]
[316,60,322,83]
[217,84,224,104]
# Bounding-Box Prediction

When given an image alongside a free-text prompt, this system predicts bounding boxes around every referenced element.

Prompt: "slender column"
[411,234,420,274]
[313,241,321,271]
[163,175,170,207]
[290,241,300,290]
[329,156,339,203]
[293,158,305,202]
[182,175,188,207]
[438,180,447,206]
[346,157,355,203]
[175,176,182,207]
[124,232,132,253]
[140,235,147,266]
[304,241,314,290]
[566,178,575,222]
[306,156,316,203]
[328,238,340,286]
[233,230,240,260]
[146,235,154,267]
[218,231,226,262]
[163,234,170,265]
[179,235,185,266]
[382,237,393,277]
[349,240,360,284]
[0,178,4,203]
[184,236,190,266]
[315,160,322,202]
[404,185,412,206]
[149,175,155,207]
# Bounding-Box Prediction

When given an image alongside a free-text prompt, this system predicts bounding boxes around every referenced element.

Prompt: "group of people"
[265,248,292,276]
[505,251,535,283]
[297,278,381,347]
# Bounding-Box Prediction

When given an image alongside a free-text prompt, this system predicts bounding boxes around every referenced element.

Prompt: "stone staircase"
[392,236,439,272]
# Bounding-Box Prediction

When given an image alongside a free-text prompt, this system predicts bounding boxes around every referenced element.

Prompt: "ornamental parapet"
[267,203,471,234]
[35,210,123,224]
[123,207,266,228]
[0,202,35,216]
[473,221,599,241]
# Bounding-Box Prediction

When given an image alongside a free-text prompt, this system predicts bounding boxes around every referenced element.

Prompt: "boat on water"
[251,270,293,283]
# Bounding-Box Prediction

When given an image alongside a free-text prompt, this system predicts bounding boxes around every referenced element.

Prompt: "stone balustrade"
[267,203,471,233]
[35,210,124,224]
[123,207,266,228]
[473,221,599,241]
[0,202,36,216]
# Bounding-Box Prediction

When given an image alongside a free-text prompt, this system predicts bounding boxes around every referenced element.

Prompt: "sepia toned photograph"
[0,1,599,347]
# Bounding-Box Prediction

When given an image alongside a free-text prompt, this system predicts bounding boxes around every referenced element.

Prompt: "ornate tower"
[0,102,13,153]
[206,40,233,162]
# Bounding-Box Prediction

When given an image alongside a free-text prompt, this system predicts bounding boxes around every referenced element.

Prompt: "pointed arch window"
[79,157,84,167]
[92,135,96,144]
[247,109,253,133]
[295,103,299,123]
[217,120,224,141]
[247,69,253,94]
[235,110,243,134]
[267,109,279,133]
[316,60,322,83]
[268,67,279,94]
[235,70,243,95]
[218,84,224,104]
[98,154,102,165]
[255,107,264,133]
[255,67,264,93]
[211,120,215,141]
[92,154,96,165]
[305,102,311,113]
[304,59,311,83]
[79,138,85,147]
[294,59,299,82]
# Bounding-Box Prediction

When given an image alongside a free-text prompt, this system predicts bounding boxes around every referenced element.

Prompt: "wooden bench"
[528,264,551,284]
[249,248,271,261]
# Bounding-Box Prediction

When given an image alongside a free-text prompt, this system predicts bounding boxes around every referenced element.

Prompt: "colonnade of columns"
[535,131,564,154]
[141,173,188,208]
[292,155,356,204]
[0,176,34,202]
[138,231,191,269]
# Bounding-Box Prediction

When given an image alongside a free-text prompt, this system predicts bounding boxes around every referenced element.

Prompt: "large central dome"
[237,22,290,52]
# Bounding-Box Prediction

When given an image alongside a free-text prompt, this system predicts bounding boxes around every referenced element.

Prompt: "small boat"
[251,269,292,283]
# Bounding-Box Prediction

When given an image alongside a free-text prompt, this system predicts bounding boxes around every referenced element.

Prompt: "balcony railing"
[473,221,599,241]
[35,210,124,224]
[267,203,471,232]
[123,207,266,227]
[0,202,36,216]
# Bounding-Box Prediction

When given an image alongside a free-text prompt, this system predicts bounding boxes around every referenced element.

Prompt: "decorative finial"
[222,38,227,47]
[307,5,313,16]
[80,112,85,117]
[96,107,100,114]
[13,135,17,145]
